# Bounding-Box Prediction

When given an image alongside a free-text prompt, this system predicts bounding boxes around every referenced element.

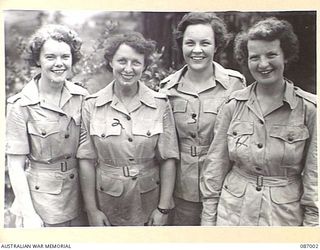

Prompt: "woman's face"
[110,43,145,88]
[247,39,286,87]
[182,24,215,72]
[38,38,72,84]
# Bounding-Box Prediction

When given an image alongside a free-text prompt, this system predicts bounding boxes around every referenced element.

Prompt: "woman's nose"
[192,43,202,53]
[124,63,133,72]
[258,57,269,68]
[54,57,63,67]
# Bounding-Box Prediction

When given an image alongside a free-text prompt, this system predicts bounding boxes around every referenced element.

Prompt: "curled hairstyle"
[25,24,82,67]
[103,31,156,72]
[234,17,299,66]
[174,12,228,56]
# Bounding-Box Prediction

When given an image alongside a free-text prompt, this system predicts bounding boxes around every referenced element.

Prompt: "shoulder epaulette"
[153,90,167,99]
[228,86,251,101]
[295,87,317,105]
[227,69,245,82]
[7,93,22,104]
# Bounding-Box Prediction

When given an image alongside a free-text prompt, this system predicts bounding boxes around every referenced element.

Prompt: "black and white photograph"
[1,4,319,245]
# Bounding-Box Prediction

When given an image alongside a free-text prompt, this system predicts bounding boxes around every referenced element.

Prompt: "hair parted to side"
[234,17,299,66]
[103,31,156,72]
[25,24,82,67]
[174,12,229,56]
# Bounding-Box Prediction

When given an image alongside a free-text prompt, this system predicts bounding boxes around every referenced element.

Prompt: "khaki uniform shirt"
[76,81,179,226]
[201,80,318,226]
[160,62,245,202]
[6,75,88,224]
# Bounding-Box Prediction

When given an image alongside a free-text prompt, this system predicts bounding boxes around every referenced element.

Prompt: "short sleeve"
[156,100,179,161]
[6,102,29,155]
[76,99,98,159]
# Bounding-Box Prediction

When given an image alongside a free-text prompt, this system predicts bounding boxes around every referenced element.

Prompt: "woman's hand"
[23,212,44,228]
[87,209,111,226]
[147,208,168,226]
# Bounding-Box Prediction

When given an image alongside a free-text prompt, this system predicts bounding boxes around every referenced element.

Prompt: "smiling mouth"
[121,74,135,80]
[258,69,273,75]
[52,69,66,74]
[190,56,206,61]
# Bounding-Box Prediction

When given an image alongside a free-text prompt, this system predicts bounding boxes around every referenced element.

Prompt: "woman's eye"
[267,53,277,59]
[45,55,55,60]
[249,56,259,61]
[184,41,194,46]
[133,61,142,66]
[201,41,211,46]
[62,55,71,59]
[118,59,126,64]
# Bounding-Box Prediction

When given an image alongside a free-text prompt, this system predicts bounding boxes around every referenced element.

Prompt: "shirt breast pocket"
[227,121,253,163]
[202,98,225,115]
[27,121,61,158]
[90,119,122,139]
[269,125,309,166]
[172,99,193,138]
[132,119,163,138]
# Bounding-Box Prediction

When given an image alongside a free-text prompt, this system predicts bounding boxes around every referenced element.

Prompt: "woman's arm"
[148,159,176,226]
[7,154,43,228]
[200,100,234,226]
[301,101,318,226]
[79,159,110,226]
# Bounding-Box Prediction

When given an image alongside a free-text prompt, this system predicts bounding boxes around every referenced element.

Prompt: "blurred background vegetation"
[4,10,316,227]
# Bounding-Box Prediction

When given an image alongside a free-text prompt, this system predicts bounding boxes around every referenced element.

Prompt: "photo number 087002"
[4,10,318,227]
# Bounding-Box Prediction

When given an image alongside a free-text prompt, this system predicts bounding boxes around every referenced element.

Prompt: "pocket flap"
[90,120,121,138]
[172,100,188,113]
[223,171,248,197]
[97,171,124,197]
[139,171,159,193]
[27,121,60,138]
[269,125,309,143]
[202,98,224,114]
[27,174,63,194]
[227,121,254,136]
[270,180,302,204]
[132,119,163,137]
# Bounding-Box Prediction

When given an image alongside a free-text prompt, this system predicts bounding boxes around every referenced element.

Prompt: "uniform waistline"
[30,158,77,172]
[180,143,210,157]
[97,158,157,178]
[232,165,300,187]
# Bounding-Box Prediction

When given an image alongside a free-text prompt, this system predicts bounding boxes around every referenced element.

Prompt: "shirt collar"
[163,62,229,91]
[95,80,156,109]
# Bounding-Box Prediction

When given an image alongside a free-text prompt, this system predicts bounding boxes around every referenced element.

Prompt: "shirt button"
[257,143,263,149]
[232,131,237,136]
[191,113,197,118]
[100,187,104,191]
[129,158,134,161]
[288,136,294,142]
[132,176,137,180]
[101,133,106,138]
[256,187,262,191]
[146,131,151,136]
[255,167,262,171]
[65,134,70,139]
[65,155,71,159]
[59,113,64,117]
[35,186,40,190]
[127,116,131,121]
[69,174,74,179]
[224,185,228,189]
[259,120,264,125]
[128,137,133,142]
[191,133,196,138]
[41,131,46,136]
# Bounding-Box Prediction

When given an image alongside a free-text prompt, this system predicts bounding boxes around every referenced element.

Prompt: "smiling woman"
[77,31,179,226]
[5,24,89,228]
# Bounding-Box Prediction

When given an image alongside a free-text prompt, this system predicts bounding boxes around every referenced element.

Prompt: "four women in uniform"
[6,14,318,227]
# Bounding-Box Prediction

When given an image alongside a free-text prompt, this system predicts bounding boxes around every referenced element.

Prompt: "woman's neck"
[185,64,214,84]
[256,78,285,98]
[114,81,139,102]
[38,76,64,96]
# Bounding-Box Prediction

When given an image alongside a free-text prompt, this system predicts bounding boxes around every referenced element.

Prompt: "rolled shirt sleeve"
[301,102,318,226]
[200,100,234,225]
[76,99,98,160]
[6,102,30,155]
[156,100,180,161]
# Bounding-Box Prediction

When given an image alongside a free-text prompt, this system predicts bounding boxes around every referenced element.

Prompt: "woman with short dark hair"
[77,31,179,226]
[160,12,245,226]
[201,17,318,226]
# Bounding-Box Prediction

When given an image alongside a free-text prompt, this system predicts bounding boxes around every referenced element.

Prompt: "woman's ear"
[109,61,113,70]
